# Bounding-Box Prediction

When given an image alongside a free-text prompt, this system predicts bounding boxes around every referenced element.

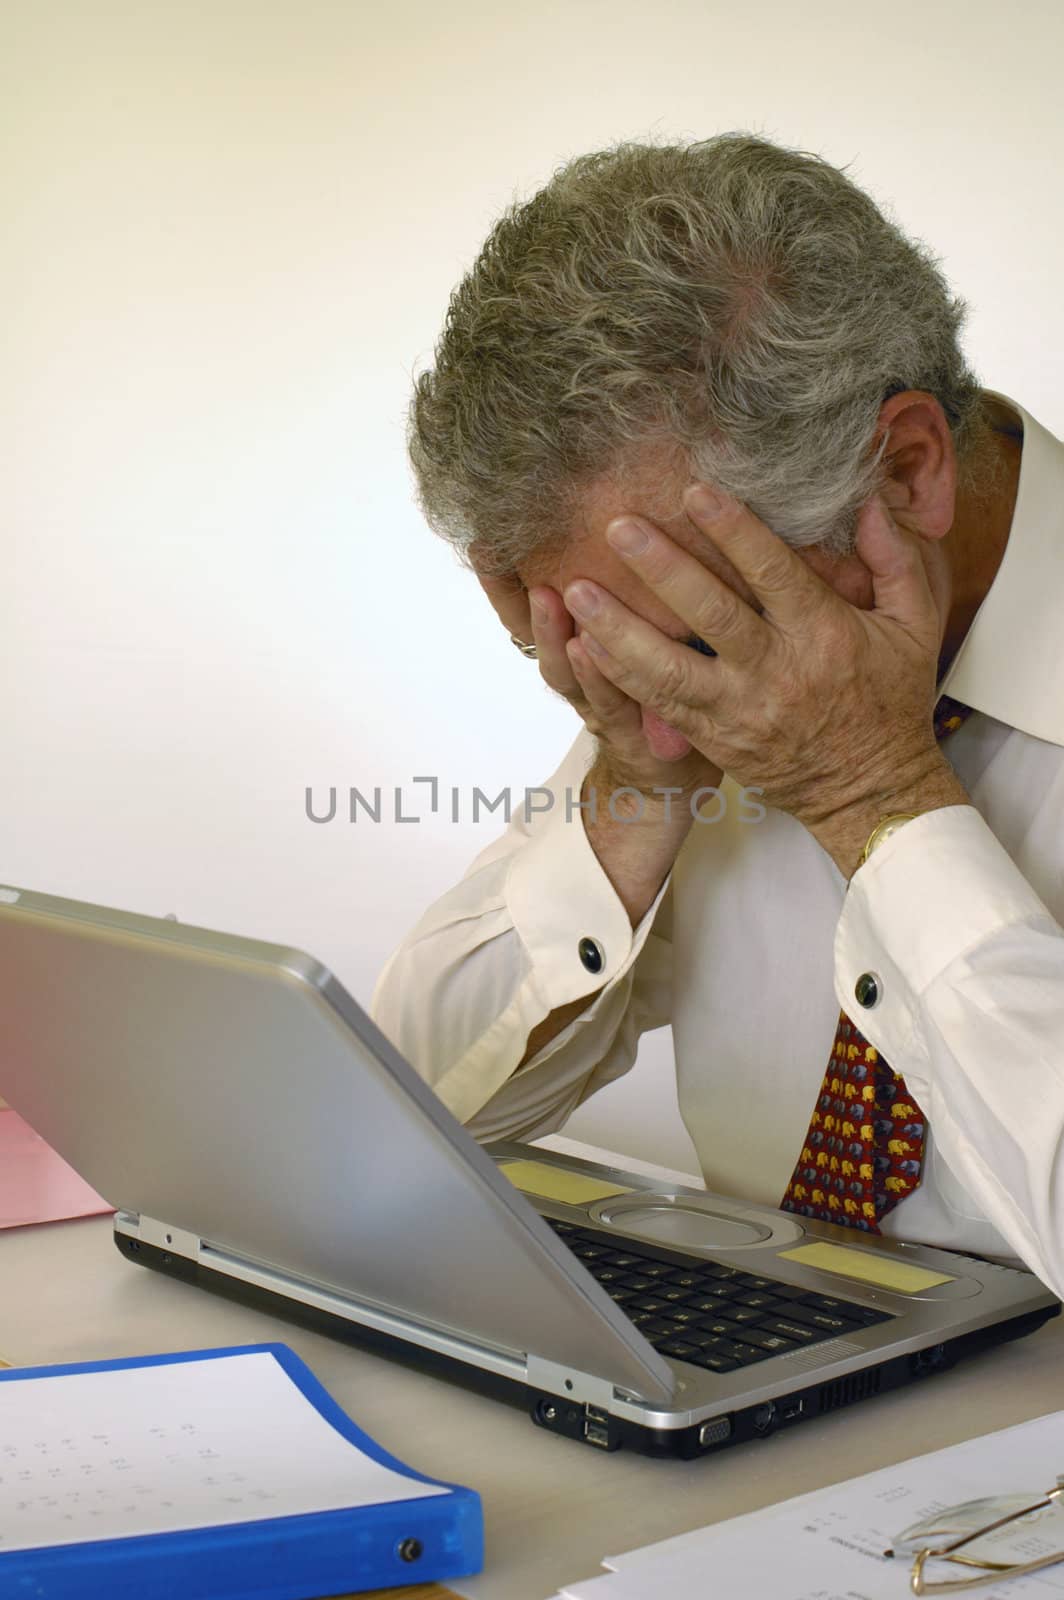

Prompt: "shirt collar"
[938,391,1064,748]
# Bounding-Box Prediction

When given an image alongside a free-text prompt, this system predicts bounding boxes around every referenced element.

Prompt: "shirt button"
[578,937,605,974]
[854,971,881,1009]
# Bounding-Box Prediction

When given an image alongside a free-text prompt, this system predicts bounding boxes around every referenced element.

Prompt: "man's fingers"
[563,580,708,734]
[473,571,583,696]
[527,585,581,696]
[566,633,637,723]
[475,569,533,642]
[855,496,939,640]
[680,483,831,631]
[604,513,767,665]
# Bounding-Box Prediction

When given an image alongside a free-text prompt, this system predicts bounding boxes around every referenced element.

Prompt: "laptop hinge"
[134,1215,202,1259]
[525,1355,633,1408]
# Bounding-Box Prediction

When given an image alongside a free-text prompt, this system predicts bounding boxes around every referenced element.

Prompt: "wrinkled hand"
[558,487,967,865]
[474,562,721,799]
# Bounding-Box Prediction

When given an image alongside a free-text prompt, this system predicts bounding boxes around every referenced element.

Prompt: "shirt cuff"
[834,804,1053,1074]
[505,763,665,1010]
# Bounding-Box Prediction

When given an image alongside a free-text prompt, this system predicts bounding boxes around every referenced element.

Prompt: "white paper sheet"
[0,1350,444,1553]
[553,1410,1064,1600]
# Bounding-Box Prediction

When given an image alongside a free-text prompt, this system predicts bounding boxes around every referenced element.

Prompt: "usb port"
[584,1404,608,1425]
[583,1420,610,1448]
[781,1398,805,1421]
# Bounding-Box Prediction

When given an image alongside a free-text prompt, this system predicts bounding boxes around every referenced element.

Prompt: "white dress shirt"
[373,394,1064,1295]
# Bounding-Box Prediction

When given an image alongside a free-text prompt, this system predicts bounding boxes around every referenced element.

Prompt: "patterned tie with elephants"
[779,695,972,1234]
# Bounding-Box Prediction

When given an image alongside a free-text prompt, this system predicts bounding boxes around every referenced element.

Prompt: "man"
[373,135,1064,1295]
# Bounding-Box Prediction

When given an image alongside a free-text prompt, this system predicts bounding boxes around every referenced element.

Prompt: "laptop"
[0,883,1057,1459]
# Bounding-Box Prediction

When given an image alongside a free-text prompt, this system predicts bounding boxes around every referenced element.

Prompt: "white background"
[5,0,1063,1170]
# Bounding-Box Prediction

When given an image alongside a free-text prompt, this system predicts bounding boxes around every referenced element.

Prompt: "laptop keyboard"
[547,1220,892,1374]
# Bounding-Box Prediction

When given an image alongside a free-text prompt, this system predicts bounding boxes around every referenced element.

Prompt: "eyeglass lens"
[893,1490,1064,1570]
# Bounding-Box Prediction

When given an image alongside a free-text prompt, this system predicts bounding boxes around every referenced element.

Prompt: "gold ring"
[510,634,538,659]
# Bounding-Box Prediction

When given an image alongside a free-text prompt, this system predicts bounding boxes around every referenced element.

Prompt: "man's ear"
[874,391,957,540]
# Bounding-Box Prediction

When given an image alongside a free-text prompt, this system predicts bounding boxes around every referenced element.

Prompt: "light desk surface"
[1,1214,1060,1600]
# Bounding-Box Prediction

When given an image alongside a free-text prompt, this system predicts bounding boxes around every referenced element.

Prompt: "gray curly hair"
[409,133,990,571]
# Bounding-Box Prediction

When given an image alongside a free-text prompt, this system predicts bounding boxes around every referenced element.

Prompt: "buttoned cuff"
[834,804,1053,1081]
[505,779,666,1010]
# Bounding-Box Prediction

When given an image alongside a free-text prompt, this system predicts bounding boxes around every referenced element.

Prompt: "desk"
[1,1214,1061,1600]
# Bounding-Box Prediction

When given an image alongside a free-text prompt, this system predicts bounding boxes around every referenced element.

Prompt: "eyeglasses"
[887,1477,1064,1592]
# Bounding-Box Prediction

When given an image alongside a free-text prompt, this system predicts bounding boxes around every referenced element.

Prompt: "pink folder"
[0,1108,113,1228]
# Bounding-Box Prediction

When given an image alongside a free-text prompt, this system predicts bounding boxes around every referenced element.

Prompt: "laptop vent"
[777,1337,863,1375]
[818,1365,883,1414]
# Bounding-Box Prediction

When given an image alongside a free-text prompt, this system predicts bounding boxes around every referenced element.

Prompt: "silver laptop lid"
[0,885,674,1403]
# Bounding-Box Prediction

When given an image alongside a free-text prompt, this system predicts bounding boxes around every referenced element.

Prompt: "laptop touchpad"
[598,1201,769,1251]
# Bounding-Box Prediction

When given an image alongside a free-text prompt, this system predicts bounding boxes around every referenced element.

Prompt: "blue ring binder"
[0,1342,484,1599]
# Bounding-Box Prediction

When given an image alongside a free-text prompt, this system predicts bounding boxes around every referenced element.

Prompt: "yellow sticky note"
[778,1241,954,1293]
[498,1159,632,1206]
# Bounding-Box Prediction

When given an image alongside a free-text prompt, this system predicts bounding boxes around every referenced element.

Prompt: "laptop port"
[583,1419,610,1449]
[780,1397,805,1422]
[698,1417,732,1448]
[752,1402,777,1436]
[584,1404,608,1426]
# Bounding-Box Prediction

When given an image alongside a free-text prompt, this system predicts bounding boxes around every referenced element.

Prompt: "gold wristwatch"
[859,812,918,869]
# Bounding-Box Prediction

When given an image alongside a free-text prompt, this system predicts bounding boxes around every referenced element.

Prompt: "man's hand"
[474,565,721,801]
[559,486,969,876]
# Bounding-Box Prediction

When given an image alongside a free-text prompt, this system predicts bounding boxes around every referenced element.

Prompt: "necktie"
[779,695,972,1233]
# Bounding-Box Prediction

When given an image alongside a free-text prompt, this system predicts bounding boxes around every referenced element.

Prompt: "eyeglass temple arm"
[912,1542,1064,1594]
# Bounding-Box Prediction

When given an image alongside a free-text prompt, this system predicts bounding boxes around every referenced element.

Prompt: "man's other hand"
[474,561,722,802]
